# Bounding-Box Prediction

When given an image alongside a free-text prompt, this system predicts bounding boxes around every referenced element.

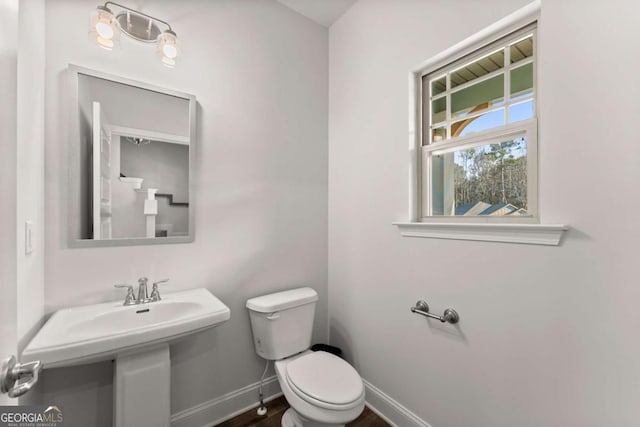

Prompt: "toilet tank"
[246,287,318,360]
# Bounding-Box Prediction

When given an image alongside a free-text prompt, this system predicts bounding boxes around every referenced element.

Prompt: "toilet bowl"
[246,288,365,427]
[276,351,365,427]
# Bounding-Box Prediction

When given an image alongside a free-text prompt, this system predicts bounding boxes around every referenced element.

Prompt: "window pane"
[451,74,504,119]
[510,62,533,96]
[509,99,534,123]
[431,75,446,96]
[510,36,533,64]
[431,126,446,143]
[431,137,528,216]
[431,97,447,124]
[451,108,505,138]
[451,49,504,88]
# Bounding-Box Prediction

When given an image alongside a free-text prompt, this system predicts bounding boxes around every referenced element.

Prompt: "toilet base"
[281,408,344,427]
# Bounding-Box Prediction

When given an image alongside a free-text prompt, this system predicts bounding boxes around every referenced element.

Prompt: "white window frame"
[420,23,537,224]
[395,0,568,245]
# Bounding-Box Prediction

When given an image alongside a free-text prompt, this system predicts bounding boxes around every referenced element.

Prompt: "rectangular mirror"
[68,65,196,247]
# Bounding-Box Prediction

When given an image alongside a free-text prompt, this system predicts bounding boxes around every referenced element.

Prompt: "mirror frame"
[67,64,197,248]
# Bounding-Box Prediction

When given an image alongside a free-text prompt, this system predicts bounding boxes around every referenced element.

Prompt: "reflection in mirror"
[71,67,195,247]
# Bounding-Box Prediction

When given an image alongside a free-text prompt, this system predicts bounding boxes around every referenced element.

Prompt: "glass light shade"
[157,30,179,67]
[90,6,119,50]
[96,36,114,50]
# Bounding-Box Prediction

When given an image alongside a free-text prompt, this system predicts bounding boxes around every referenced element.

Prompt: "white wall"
[0,0,19,405]
[0,0,46,406]
[110,136,147,239]
[329,0,640,426]
[44,0,328,425]
[16,0,45,351]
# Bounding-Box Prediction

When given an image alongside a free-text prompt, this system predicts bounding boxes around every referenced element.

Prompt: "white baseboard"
[171,375,282,427]
[170,375,430,427]
[364,379,432,427]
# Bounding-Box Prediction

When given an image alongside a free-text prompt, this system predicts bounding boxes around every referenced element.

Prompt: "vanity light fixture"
[90,2,180,67]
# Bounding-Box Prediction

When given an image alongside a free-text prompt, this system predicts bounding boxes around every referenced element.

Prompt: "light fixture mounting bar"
[103,1,172,32]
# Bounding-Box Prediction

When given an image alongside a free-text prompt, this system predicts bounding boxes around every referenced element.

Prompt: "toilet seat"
[285,351,364,410]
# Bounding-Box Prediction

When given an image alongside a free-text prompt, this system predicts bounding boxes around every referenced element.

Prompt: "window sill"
[393,222,568,246]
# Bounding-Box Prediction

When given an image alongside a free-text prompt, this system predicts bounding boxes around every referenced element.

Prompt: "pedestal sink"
[23,288,230,427]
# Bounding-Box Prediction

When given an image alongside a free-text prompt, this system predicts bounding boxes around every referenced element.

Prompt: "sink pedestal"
[114,344,170,427]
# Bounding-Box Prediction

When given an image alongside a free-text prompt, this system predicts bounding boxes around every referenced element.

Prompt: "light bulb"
[95,21,114,39]
[162,43,178,59]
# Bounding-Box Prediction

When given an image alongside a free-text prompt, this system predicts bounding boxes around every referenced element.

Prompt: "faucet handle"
[114,284,137,306]
[150,279,169,301]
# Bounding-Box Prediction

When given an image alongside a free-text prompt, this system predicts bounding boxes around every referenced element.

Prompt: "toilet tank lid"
[246,287,318,313]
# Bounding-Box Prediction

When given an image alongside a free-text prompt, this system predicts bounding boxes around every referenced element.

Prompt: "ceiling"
[275,0,358,27]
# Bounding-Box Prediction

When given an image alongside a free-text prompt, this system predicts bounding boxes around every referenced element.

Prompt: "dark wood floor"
[216,396,389,427]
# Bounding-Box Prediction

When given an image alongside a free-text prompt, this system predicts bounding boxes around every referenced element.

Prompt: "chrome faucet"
[137,277,150,303]
[114,278,169,306]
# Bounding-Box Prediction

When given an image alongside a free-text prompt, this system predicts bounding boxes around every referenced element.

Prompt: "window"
[396,4,565,245]
[420,24,537,222]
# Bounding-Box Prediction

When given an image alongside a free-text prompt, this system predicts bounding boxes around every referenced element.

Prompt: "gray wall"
[79,72,190,137]
[44,0,328,425]
[329,0,640,426]
[121,139,190,235]
[121,140,189,203]
[155,196,189,236]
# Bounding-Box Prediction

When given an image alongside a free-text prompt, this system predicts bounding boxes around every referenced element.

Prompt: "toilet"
[246,287,365,427]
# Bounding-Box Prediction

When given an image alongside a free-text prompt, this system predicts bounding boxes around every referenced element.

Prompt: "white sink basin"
[23,288,230,368]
